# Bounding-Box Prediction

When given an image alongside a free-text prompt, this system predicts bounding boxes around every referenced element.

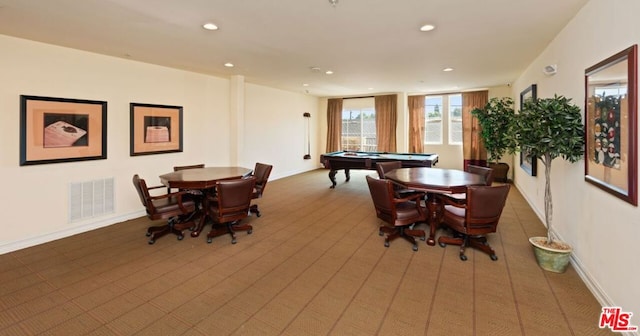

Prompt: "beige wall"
[0,35,319,252]
[512,0,640,318]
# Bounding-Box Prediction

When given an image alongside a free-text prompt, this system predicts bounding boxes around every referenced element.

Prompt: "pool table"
[320,151,438,188]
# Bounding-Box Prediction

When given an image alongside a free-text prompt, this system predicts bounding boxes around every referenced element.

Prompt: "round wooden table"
[384,167,486,245]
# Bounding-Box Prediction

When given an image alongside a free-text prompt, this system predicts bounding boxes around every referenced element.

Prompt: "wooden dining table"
[159,166,253,237]
[384,167,486,246]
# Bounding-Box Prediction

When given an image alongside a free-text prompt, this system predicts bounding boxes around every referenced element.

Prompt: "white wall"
[512,0,640,318]
[0,35,319,253]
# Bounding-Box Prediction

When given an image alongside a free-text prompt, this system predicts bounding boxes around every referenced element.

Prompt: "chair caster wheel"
[384,241,390,247]
[256,213,261,217]
[148,239,155,245]
[232,238,237,244]
[207,238,212,244]
[490,255,498,261]
[460,255,468,261]
[439,242,446,248]
[248,229,253,234]
[145,232,151,237]
[420,236,426,241]
[379,231,384,236]
[412,245,418,252]
[177,235,183,241]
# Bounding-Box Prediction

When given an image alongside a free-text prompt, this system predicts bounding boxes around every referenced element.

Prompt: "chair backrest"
[253,162,273,196]
[366,175,396,216]
[132,174,151,209]
[466,164,494,186]
[465,184,510,233]
[173,163,205,171]
[366,175,426,227]
[214,177,256,223]
[376,161,402,179]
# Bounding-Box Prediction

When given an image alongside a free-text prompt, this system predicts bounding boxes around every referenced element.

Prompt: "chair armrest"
[393,192,424,204]
[149,190,192,213]
[439,194,467,208]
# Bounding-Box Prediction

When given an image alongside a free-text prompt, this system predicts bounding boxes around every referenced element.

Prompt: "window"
[448,94,462,145]
[424,94,462,145]
[425,96,443,144]
[342,105,376,151]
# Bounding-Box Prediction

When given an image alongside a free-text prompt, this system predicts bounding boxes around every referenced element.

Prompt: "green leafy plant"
[471,97,516,164]
[516,95,584,246]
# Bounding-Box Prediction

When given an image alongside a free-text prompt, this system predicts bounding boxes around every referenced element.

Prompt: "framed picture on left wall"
[20,95,107,166]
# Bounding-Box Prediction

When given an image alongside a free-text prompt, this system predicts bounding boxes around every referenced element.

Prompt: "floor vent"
[69,177,114,222]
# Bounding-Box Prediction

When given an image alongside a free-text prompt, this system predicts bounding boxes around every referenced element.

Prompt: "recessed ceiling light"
[443,67,454,72]
[224,62,234,67]
[325,70,334,75]
[203,23,219,30]
[302,83,309,87]
[420,24,435,32]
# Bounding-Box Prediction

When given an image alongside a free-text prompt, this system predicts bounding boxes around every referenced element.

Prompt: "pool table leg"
[329,170,338,188]
[344,168,351,182]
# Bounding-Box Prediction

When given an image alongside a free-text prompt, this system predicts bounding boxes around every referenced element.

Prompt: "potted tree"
[471,97,516,181]
[515,94,584,273]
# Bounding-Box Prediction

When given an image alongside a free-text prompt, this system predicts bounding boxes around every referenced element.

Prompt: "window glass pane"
[425,96,443,144]
[449,94,463,144]
[341,107,376,151]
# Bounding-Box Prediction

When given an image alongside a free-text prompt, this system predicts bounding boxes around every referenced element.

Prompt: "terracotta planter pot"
[529,237,572,273]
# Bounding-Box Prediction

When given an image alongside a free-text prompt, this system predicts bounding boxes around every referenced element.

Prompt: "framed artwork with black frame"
[130,103,183,156]
[584,44,638,206]
[519,84,538,176]
[20,95,107,166]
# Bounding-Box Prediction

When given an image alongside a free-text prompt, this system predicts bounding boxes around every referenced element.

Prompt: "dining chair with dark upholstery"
[168,163,206,193]
[132,174,197,244]
[376,161,423,198]
[366,175,427,251]
[438,184,510,261]
[173,163,205,171]
[442,164,494,204]
[466,164,495,185]
[249,162,273,217]
[206,177,256,244]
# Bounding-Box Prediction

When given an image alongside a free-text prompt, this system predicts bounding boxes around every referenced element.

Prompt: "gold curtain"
[462,90,488,167]
[326,98,343,152]
[375,94,397,152]
[408,95,426,153]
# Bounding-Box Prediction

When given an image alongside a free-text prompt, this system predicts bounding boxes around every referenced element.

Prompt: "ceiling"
[0,0,588,97]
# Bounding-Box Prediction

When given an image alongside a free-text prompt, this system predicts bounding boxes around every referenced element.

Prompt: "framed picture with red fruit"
[585,44,638,206]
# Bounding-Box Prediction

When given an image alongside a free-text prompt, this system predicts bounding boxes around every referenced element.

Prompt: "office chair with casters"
[366,175,427,251]
[375,161,423,198]
[438,184,510,261]
[466,164,495,185]
[173,163,205,171]
[132,174,197,244]
[249,162,273,217]
[206,177,256,244]
[168,163,205,193]
[442,164,494,204]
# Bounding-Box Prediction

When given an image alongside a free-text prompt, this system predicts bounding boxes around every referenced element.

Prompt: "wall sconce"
[303,112,311,160]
